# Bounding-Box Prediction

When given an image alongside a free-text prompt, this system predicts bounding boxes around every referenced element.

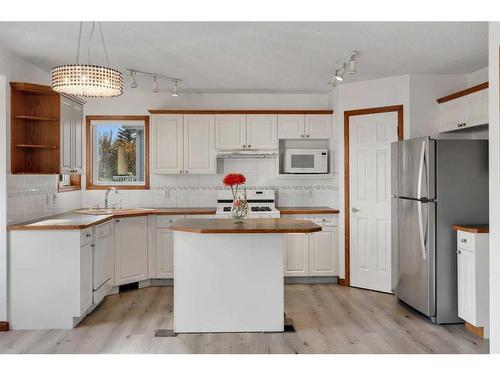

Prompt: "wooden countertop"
[170,218,322,234]
[8,207,216,230]
[452,224,489,234]
[277,207,339,215]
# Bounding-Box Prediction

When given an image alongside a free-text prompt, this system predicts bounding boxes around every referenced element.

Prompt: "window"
[86,116,149,189]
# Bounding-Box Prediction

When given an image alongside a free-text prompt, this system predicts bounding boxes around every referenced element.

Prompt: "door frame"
[342,105,404,287]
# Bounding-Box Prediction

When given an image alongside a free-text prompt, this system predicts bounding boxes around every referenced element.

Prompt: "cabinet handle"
[306,134,310,138]
[460,238,467,243]
[179,170,183,174]
[301,134,305,138]
[248,145,251,148]
[458,249,461,254]
[115,219,120,223]
[243,145,246,148]
[86,233,91,238]
[185,170,189,174]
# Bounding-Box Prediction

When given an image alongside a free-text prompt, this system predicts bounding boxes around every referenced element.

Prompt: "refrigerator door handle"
[417,201,427,260]
[417,140,426,200]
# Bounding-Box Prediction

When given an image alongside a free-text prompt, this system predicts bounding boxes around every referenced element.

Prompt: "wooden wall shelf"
[10,82,61,174]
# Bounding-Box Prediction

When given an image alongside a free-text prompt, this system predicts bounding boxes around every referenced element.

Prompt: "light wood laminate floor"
[0,285,488,354]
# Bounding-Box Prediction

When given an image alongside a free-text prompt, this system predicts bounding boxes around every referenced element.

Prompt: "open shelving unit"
[10,82,61,174]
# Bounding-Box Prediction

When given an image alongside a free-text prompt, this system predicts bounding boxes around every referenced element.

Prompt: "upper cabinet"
[10,82,85,175]
[151,114,215,175]
[438,82,488,133]
[60,96,83,174]
[215,114,278,150]
[278,114,332,139]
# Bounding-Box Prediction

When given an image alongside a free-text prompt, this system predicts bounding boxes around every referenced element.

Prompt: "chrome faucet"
[104,187,119,209]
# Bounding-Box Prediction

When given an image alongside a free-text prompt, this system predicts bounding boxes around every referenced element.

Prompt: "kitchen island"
[170,218,321,333]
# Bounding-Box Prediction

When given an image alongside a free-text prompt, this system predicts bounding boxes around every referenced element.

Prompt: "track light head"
[335,65,345,81]
[130,71,138,88]
[153,76,159,93]
[172,80,179,97]
[347,58,357,75]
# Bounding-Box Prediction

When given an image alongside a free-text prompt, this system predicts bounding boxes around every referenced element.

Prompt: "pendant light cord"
[75,21,83,64]
[98,22,111,67]
[88,21,95,64]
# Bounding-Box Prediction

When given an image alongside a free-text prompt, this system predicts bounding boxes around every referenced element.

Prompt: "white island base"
[174,232,284,333]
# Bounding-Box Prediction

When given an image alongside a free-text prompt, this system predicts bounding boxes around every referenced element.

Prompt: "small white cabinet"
[79,241,93,315]
[215,114,278,150]
[114,216,148,285]
[439,88,488,132]
[151,114,215,174]
[283,215,338,277]
[456,229,489,337]
[278,114,332,139]
[60,96,84,174]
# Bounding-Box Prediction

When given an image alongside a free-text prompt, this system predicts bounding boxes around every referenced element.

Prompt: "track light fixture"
[328,50,359,87]
[172,80,179,97]
[126,68,182,94]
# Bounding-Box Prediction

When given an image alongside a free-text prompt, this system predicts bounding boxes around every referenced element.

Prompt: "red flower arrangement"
[223,173,246,187]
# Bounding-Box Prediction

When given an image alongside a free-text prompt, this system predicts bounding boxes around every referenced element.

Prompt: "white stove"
[215,189,280,218]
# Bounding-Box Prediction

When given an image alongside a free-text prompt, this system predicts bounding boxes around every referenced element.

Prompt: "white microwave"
[284,149,328,174]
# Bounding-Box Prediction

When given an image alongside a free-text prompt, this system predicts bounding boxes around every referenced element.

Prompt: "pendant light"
[171,80,180,97]
[51,22,123,97]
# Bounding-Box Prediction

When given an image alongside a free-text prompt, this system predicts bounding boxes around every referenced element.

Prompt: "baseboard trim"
[465,322,484,339]
[338,278,347,286]
[285,276,338,284]
[0,321,9,331]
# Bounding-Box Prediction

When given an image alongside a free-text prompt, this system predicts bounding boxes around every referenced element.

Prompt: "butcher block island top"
[170,218,322,234]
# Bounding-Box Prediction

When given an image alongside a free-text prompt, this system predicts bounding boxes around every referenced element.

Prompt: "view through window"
[88,117,149,188]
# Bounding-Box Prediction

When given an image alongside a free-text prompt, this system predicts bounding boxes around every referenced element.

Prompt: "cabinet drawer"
[309,215,338,226]
[80,227,94,246]
[156,215,184,228]
[457,231,475,252]
[95,221,113,239]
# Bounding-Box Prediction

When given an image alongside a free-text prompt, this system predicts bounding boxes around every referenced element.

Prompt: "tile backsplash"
[7,158,338,224]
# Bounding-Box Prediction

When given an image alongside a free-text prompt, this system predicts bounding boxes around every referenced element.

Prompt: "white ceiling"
[0,22,488,94]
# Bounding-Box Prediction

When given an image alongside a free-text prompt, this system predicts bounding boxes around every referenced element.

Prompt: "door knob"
[351,207,360,213]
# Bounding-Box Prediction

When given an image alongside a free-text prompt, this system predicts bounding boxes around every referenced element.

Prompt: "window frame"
[85,115,150,190]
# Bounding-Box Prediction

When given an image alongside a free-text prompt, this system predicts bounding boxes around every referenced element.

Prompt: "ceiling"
[0,22,488,94]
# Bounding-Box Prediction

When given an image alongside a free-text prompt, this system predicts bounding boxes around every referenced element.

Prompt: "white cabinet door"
[439,97,467,132]
[305,114,332,139]
[284,233,309,276]
[72,102,84,173]
[246,114,278,150]
[278,114,305,139]
[309,229,337,276]
[465,90,488,127]
[80,242,93,315]
[156,229,174,279]
[114,216,148,285]
[215,114,246,150]
[457,248,476,324]
[94,222,114,289]
[151,114,184,174]
[183,115,215,174]
[60,97,73,173]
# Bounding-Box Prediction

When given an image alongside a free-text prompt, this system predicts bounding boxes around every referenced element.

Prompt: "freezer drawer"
[394,198,435,318]
[398,137,435,200]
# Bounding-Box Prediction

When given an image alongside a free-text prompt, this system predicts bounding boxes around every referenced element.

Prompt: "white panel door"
[457,248,476,324]
[465,90,488,127]
[309,229,337,276]
[79,242,93,315]
[156,229,174,279]
[72,102,84,173]
[284,233,309,276]
[114,216,148,285]
[278,114,305,139]
[60,97,73,173]
[246,114,278,150]
[305,114,332,139]
[215,114,246,150]
[151,114,184,174]
[349,112,398,292]
[183,115,216,174]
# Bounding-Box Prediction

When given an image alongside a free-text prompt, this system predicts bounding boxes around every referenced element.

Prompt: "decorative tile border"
[150,185,337,191]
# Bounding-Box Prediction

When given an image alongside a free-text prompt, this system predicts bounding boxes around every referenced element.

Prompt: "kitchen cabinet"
[93,221,114,303]
[215,114,278,150]
[456,230,489,337]
[156,229,174,278]
[439,88,488,132]
[278,114,332,139]
[60,96,84,174]
[183,115,216,174]
[283,215,338,277]
[79,241,93,316]
[114,216,148,285]
[151,114,215,174]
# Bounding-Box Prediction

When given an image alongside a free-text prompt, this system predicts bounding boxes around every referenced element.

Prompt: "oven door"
[285,151,319,173]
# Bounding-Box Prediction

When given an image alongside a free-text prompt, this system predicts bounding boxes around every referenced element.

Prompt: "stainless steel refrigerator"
[391,137,488,323]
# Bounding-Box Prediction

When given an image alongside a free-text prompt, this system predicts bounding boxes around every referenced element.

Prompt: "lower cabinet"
[156,229,174,278]
[79,241,94,316]
[114,216,148,285]
[284,222,338,277]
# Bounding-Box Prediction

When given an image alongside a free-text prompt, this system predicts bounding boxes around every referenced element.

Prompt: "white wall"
[488,22,500,354]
